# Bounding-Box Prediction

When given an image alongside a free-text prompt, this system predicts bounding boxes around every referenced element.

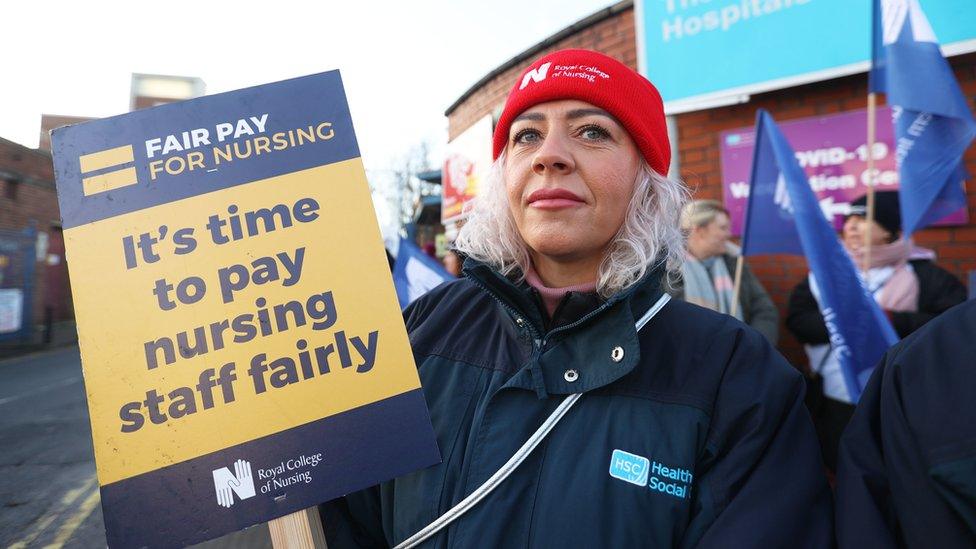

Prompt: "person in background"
[442,249,463,277]
[836,299,976,548]
[786,190,966,472]
[671,199,779,345]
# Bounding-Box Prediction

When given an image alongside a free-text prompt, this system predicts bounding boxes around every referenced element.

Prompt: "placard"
[51,71,440,548]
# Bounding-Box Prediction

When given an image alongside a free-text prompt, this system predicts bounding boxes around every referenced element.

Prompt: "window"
[4,179,18,201]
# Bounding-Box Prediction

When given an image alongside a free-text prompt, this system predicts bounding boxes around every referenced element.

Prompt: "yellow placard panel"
[79,144,135,173]
[66,158,418,485]
[82,167,139,195]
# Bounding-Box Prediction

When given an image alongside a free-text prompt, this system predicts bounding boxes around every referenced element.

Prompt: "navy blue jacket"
[325,261,832,547]
[836,299,976,548]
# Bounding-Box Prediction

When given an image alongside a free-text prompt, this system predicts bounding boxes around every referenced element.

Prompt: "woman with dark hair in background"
[442,249,462,278]
[786,190,966,472]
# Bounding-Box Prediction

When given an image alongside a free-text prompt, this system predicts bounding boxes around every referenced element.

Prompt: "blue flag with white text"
[871,0,975,235]
[742,110,899,402]
[740,113,804,257]
[392,237,453,309]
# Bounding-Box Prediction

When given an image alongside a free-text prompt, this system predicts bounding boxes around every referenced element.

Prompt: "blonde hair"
[679,199,729,232]
[454,151,688,298]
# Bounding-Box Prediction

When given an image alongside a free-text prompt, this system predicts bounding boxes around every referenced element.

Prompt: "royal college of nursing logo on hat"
[520,62,552,90]
[519,61,611,90]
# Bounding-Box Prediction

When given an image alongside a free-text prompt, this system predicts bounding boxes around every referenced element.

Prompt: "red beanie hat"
[492,49,670,176]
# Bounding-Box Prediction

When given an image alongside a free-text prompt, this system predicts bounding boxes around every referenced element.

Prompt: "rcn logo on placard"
[77,144,139,197]
[519,62,552,90]
[608,449,650,486]
[213,459,256,508]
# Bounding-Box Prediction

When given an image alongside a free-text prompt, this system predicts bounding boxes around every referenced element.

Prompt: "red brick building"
[1,73,206,348]
[444,0,976,366]
[38,115,94,152]
[0,137,72,344]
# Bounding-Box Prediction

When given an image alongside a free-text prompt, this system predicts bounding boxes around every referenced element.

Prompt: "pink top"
[524,265,598,318]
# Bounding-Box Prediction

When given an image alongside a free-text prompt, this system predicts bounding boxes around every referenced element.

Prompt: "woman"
[672,199,779,344]
[786,190,966,472]
[326,49,831,548]
[442,249,463,278]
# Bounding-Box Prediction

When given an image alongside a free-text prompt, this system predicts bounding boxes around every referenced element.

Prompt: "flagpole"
[863,92,878,273]
[730,254,744,318]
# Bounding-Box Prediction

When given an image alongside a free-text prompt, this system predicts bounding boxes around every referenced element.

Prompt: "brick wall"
[445,6,976,368]
[0,138,58,228]
[0,137,72,335]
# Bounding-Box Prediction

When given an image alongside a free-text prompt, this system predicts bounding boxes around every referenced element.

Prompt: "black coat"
[786,259,966,343]
[325,260,833,547]
[835,299,976,548]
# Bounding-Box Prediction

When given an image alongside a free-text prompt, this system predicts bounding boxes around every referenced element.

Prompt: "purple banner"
[721,107,969,235]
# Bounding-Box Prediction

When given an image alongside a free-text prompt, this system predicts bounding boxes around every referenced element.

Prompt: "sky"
[4,0,616,175]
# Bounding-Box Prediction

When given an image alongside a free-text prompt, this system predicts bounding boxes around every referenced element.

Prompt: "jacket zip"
[466,275,543,350]
[466,272,652,353]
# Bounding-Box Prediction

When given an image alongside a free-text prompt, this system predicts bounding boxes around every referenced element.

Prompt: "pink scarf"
[524,265,597,318]
[847,239,922,312]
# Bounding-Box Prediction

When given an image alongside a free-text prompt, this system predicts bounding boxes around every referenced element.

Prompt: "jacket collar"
[462,258,668,397]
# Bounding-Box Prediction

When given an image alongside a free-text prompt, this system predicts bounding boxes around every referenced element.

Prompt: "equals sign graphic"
[79,145,137,196]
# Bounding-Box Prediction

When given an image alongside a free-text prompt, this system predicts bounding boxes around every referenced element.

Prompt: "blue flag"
[740,114,804,257]
[871,0,975,235]
[742,110,899,402]
[392,237,453,309]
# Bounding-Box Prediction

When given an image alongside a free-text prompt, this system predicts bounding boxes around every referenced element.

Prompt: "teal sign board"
[637,0,976,109]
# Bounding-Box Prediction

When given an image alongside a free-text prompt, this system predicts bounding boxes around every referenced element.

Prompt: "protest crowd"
[6,1,976,548]
[353,2,976,547]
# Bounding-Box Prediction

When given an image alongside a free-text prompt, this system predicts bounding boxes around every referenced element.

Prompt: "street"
[0,346,272,548]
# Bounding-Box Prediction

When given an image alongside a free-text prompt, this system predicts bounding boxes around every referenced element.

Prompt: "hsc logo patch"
[608,450,694,499]
[608,449,650,486]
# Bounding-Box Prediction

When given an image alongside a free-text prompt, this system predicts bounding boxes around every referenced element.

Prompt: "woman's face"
[690,213,731,259]
[443,252,462,277]
[504,99,641,270]
[842,215,892,251]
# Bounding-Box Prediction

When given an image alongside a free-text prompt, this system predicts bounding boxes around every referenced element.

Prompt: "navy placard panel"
[51,70,360,229]
[99,389,439,549]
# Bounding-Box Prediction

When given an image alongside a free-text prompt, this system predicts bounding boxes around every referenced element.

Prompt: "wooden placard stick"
[863,92,878,274]
[269,507,328,549]
[730,254,745,319]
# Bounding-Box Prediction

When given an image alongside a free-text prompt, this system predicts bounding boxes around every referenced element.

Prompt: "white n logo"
[880,0,936,45]
[728,181,751,199]
[213,459,256,508]
[773,173,794,215]
[520,62,552,90]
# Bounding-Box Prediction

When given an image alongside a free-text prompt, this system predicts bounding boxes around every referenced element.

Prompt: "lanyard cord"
[393,293,671,549]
